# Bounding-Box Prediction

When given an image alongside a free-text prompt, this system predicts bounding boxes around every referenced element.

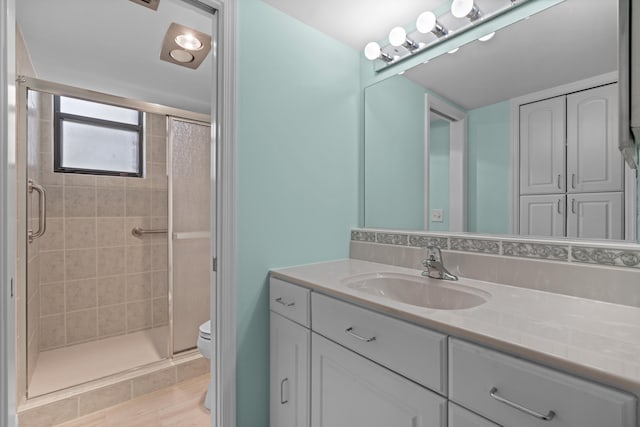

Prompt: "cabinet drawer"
[311,293,447,394]
[270,278,310,327]
[449,403,500,427]
[449,339,636,427]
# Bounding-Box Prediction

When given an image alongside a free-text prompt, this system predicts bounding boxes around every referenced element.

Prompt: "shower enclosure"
[18,79,211,398]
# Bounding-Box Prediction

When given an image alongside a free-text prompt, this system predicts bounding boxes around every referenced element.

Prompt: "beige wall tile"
[39,218,64,251]
[40,314,65,350]
[97,276,125,306]
[64,186,96,217]
[77,380,131,416]
[39,151,62,186]
[65,218,96,249]
[126,300,152,332]
[96,187,125,217]
[125,189,150,216]
[151,244,167,271]
[65,249,97,280]
[151,190,167,217]
[43,185,63,217]
[150,135,166,163]
[27,256,41,297]
[131,366,175,397]
[97,247,126,277]
[148,114,167,138]
[126,245,151,273]
[66,279,97,311]
[98,304,126,338]
[151,271,168,298]
[18,396,78,427]
[176,357,210,383]
[152,297,169,327]
[126,273,151,301]
[66,309,97,344]
[40,250,64,284]
[40,283,65,316]
[64,173,96,187]
[96,175,126,189]
[27,289,40,342]
[97,217,125,247]
[150,162,168,189]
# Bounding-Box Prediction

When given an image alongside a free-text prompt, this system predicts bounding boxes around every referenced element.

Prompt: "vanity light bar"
[363,0,528,70]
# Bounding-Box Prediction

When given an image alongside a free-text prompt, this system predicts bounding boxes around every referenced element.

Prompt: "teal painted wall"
[467,101,511,233]
[237,0,360,425]
[364,76,424,229]
[429,120,450,231]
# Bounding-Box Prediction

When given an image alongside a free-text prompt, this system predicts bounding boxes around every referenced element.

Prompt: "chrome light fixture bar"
[364,0,530,71]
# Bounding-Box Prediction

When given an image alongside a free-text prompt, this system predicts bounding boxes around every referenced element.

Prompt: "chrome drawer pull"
[280,378,289,404]
[489,387,556,421]
[345,327,376,343]
[275,297,295,307]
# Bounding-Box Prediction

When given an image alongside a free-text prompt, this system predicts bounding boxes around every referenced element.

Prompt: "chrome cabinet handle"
[28,179,47,243]
[275,297,295,307]
[557,198,562,214]
[571,173,576,189]
[345,327,376,343]
[280,378,289,404]
[571,198,576,214]
[557,174,562,189]
[489,387,556,421]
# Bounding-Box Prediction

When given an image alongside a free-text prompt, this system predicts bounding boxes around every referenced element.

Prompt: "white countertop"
[271,259,640,397]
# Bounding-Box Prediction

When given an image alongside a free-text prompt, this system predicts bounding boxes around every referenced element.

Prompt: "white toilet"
[197,320,212,410]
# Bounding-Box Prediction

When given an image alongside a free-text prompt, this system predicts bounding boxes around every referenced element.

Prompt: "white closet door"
[519,194,565,237]
[567,192,623,240]
[567,83,623,193]
[519,96,566,195]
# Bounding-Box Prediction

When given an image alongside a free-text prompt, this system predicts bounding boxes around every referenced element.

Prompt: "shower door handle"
[28,179,47,243]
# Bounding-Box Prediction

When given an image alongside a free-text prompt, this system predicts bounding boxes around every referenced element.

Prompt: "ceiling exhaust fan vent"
[129,0,160,11]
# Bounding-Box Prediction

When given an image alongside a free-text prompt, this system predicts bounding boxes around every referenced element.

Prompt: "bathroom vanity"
[269,259,639,427]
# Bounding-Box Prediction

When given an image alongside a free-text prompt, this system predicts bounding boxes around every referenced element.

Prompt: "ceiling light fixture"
[478,31,496,41]
[160,22,212,70]
[416,11,448,37]
[451,0,482,21]
[388,27,419,51]
[448,47,460,54]
[175,33,203,50]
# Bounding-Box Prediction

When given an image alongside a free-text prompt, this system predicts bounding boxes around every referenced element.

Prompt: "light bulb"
[389,27,407,47]
[448,47,459,54]
[478,32,495,41]
[416,11,437,33]
[451,0,475,18]
[364,42,381,60]
[175,33,203,50]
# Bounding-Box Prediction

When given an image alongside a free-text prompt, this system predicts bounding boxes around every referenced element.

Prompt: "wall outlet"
[431,208,444,223]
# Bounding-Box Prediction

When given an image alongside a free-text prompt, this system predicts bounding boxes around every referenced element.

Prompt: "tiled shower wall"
[34,96,169,351]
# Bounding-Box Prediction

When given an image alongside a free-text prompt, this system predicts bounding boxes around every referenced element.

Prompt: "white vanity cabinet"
[269,279,311,427]
[449,339,636,427]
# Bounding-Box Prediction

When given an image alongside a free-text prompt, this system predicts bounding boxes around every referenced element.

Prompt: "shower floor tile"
[29,326,169,397]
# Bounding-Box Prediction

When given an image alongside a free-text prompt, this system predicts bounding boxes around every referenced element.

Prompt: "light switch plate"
[431,209,444,222]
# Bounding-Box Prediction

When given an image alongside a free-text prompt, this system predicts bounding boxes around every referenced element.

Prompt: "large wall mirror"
[364,0,639,243]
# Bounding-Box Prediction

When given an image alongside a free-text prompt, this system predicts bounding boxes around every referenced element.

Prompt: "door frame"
[509,71,637,241]
[424,93,467,232]
[0,0,238,426]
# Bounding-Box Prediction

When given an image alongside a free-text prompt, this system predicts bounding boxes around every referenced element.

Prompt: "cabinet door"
[449,403,500,427]
[270,312,310,427]
[311,333,446,427]
[519,194,565,237]
[520,96,566,195]
[567,192,623,240]
[567,84,623,193]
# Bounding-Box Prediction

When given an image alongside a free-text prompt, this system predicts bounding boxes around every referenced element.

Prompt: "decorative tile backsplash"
[351,228,640,270]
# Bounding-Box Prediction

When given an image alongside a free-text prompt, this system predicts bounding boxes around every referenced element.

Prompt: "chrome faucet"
[422,246,458,281]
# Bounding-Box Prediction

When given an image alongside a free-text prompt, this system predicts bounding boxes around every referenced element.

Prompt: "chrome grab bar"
[131,227,168,238]
[275,297,295,307]
[489,387,556,421]
[28,179,46,243]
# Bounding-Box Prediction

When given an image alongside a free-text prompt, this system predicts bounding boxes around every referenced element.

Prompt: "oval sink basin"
[343,273,489,310]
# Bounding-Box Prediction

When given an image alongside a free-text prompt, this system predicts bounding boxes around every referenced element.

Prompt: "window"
[54,95,144,177]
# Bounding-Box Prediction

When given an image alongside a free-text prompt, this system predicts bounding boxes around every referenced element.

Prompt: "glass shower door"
[169,117,212,353]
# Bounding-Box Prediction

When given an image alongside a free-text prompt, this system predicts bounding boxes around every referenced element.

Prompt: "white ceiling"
[17,0,213,114]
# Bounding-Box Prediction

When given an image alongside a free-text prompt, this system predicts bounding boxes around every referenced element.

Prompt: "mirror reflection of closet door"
[169,117,212,353]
